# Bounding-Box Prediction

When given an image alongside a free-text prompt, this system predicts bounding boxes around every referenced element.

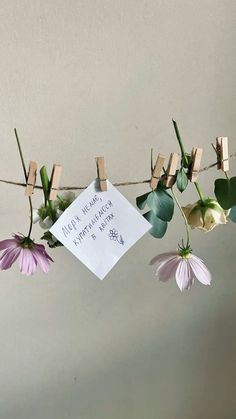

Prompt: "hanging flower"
[182,198,228,232]
[149,246,211,291]
[0,130,55,277]
[33,191,76,248]
[33,191,76,229]
[0,234,53,276]
[33,211,54,229]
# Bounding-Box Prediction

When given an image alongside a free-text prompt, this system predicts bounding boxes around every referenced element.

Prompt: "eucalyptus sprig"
[136,151,174,238]
[172,119,206,204]
[136,183,174,238]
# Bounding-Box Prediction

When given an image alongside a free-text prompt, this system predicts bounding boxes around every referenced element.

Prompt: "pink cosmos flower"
[0,234,53,276]
[149,250,212,291]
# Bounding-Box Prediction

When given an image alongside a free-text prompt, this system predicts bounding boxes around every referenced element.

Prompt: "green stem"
[40,166,50,207]
[172,119,189,167]
[28,196,33,238]
[151,148,154,173]
[171,186,190,248]
[194,181,205,204]
[48,200,57,223]
[14,129,33,238]
[14,129,27,180]
[224,171,229,180]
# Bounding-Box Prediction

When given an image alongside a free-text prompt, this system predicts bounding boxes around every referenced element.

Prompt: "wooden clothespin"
[216,137,229,172]
[25,161,37,197]
[188,147,203,182]
[49,164,62,200]
[95,156,107,191]
[163,153,179,187]
[150,154,165,190]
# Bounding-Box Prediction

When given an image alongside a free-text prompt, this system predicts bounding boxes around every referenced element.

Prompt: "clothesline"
[0,152,236,191]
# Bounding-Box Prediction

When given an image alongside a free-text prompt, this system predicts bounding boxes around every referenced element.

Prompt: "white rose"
[182,199,228,232]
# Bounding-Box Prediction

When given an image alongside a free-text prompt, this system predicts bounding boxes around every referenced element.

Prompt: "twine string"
[0,152,235,191]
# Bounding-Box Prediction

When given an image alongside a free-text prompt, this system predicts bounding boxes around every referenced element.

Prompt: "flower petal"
[175,259,193,291]
[149,251,178,265]
[34,244,54,262]
[0,239,18,251]
[188,255,211,286]
[32,248,52,273]
[157,256,180,282]
[18,248,37,276]
[0,247,21,270]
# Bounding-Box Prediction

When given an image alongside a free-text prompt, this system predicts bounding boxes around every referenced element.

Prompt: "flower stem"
[48,200,57,223]
[151,148,154,172]
[194,181,205,204]
[224,171,229,180]
[172,119,189,167]
[27,196,33,238]
[14,129,27,181]
[14,129,33,238]
[171,186,190,248]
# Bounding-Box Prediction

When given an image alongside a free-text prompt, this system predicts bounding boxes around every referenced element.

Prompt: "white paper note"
[50,180,151,279]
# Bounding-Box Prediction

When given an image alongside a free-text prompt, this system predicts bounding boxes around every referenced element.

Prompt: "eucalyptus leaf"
[176,168,188,193]
[229,206,236,223]
[136,192,149,210]
[146,187,174,221]
[143,211,168,238]
[214,177,236,209]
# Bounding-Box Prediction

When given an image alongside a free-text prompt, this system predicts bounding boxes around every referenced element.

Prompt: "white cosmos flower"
[150,250,212,292]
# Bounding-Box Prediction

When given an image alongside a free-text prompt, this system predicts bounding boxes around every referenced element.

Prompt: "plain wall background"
[0,1,236,418]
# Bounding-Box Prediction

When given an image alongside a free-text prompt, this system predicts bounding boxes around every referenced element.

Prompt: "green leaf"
[214,177,236,209]
[41,231,53,241]
[146,187,174,221]
[40,166,50,204]
[229,206,236,223]
[176,168,188,193]
[136,192,149,210]
[143,211,168,238]
[41,231,63,248]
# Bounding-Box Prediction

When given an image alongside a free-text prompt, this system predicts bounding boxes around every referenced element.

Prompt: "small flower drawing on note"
[109,228,124,245]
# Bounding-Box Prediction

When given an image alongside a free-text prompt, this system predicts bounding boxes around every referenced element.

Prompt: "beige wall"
[0,1,236,418]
